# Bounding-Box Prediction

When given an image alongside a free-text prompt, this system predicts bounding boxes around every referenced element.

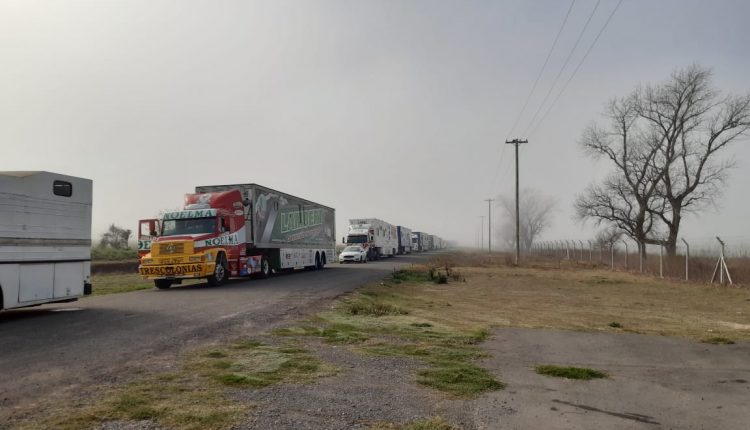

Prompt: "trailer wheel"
[207,253,228,286]
[316,253,323,270]
[259,256,271,278]
[320,252,326,269]
[154,279,173,289]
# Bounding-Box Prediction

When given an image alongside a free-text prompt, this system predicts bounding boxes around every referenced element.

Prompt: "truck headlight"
[141,258,154,265]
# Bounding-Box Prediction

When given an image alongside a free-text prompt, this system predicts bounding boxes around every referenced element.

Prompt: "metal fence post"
[659,244,663,278]
[623,240,629,270]
[681,238,689,281]
[611,242,615,270]
[587,240,592,261]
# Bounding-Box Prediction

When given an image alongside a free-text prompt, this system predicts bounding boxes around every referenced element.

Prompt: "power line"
[507,0,576,138]
[528,0,624,137]
[521,0,602,137]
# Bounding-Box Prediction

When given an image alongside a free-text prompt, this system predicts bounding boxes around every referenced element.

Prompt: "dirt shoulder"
[7,254,750,429]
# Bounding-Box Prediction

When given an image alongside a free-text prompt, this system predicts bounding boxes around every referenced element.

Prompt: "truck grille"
[158,242,185,255]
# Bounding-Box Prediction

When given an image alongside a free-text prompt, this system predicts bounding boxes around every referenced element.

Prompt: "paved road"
[0,255,425,420]
[474,328,750,430]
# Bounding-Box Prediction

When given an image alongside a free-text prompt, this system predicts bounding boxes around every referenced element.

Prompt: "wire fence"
[530,236,750,286]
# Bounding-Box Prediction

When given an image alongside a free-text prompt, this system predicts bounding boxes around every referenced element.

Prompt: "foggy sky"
[2,0,749,247]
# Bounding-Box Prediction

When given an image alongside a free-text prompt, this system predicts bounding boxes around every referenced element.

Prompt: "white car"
[339,245,367,263]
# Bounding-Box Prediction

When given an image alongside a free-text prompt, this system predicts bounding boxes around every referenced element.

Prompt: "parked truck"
[344,218,398,260]
[0,172,93,310]
[397,226,412,255]
[138,183,335,289]
[410,231,427,252]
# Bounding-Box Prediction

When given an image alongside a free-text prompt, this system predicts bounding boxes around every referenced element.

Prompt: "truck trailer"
[397,226,412,255]
[138,183,335,288]
[0,172,93,310]
[411,231,430,252]
[344,218,398,260]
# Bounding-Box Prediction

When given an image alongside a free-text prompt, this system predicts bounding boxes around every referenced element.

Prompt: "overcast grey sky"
[2,0,749,247]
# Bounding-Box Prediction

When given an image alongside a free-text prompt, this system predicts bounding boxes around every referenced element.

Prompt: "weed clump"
[535,365,608,380]
[702,336,735,345]
[608,322,623,328]
[348,302,408,316]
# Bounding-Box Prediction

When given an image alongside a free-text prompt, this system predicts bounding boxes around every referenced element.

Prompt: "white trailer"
[0,172,93,310]
[345,218,398,260]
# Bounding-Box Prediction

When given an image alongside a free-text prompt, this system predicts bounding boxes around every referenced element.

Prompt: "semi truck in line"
[138,183,335,289]
[0,172,93,310]
[397,226,412,255]
[344,218,397,260]
[410,231,428,252]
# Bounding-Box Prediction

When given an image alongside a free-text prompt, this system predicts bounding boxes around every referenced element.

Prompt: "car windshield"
[162,217,216,236]
[344,246,361,252]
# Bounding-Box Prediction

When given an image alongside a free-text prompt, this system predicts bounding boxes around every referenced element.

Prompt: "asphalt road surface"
[0,254,425,421]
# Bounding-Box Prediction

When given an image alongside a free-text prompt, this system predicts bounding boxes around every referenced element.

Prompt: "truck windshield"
[347,235,367,244]
[162,217,216,236]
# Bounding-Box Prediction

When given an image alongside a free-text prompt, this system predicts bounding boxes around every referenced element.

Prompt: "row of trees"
[494,65,749,255]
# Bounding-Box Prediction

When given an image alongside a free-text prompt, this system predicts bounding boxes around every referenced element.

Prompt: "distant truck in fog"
[397,226,412,255]
[0,172,93,311]
[411,231,428,252]
[344,218,397,260]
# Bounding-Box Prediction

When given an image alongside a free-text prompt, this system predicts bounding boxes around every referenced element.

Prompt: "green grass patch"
[418,362,505,396]
[276,267,503,397]
[90,272,204,296]
[348,302,408,316]
[33,340,336,430]
[370,417,457,429]
[535,365,608,380]
[90,273,153,296]
[702,336,735,345]
[391,269,433,283]
[411,322,433,328]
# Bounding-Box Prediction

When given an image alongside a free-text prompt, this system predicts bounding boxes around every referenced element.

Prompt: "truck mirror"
[342,237,346,244]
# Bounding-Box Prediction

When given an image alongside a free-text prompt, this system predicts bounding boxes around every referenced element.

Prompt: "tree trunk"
[665,206,682,257]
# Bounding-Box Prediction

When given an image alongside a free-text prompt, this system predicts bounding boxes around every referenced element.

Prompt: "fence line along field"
[531,235,750,286]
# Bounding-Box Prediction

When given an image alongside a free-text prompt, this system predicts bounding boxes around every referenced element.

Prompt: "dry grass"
[21,339,335,430]
[402,264,750,341]
[90,273,202,296]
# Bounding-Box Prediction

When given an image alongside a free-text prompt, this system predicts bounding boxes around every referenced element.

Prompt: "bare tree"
[577,65,750,256]
[593,226,623,250]
[637,65,750,255]
[497,188,556,251]
[99,224,132,249]
[574,95,665,256]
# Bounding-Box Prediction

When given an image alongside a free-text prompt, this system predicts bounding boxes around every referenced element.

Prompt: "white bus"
[0,172,93,310]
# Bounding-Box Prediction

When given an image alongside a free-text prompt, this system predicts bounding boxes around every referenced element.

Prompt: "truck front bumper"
[139,262,215,280]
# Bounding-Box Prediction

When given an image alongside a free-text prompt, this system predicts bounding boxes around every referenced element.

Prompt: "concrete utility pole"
[505,138,527,264]
[484,199,494,252]
[479,216,485,250]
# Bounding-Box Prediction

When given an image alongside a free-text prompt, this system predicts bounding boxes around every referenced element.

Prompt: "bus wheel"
[208,254,227,286]
[154,279,173,289]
